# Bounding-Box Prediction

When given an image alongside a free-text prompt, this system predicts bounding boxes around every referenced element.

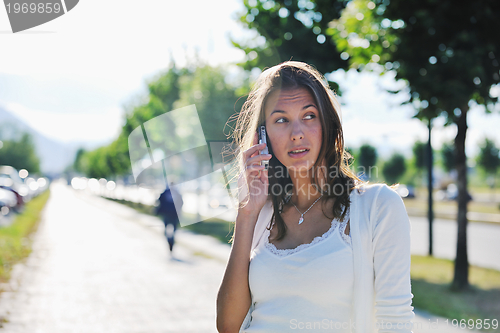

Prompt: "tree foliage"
[331,0,500,120]
[477,138,500,176]
[412,140,426,171]
[173,65,244,141]
[330,0,500,290]
[233,0,350,90]
[357,143,377,170]
[382,152,406,185]
[74,62,241,179]
[0,133,40,174]
[441,141,456,173]
[72,148,86,174]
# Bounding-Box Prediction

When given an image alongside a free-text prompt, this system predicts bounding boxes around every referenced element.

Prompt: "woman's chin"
[286,163,315,176]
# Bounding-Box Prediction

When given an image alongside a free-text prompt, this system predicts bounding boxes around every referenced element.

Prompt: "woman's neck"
[289,171,324,210]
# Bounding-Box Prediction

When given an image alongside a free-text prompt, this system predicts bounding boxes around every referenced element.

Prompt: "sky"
[1,0,499,159]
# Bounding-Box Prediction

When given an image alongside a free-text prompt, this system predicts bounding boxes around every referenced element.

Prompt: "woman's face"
[264,87,323,175]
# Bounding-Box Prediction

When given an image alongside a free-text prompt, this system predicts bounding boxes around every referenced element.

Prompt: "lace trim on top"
[338,214,351,245]
[265,207,351,257]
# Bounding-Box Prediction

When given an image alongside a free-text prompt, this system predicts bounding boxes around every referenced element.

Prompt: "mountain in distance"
[0,105,105,176]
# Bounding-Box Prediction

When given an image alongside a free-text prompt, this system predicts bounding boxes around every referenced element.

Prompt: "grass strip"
[105,198,156,216]
[103,197,235,244]
[411,255,500,328]
[181,214,234,244]
[0,190,50,283]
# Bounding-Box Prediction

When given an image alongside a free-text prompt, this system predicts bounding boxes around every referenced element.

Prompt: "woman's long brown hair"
[228,61,366,241]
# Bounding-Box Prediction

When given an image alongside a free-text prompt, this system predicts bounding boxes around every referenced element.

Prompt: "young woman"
[217,61,414,333]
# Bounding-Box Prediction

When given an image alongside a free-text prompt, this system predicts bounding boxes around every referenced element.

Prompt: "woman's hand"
[217,132,271,333]
[238,132,272,219]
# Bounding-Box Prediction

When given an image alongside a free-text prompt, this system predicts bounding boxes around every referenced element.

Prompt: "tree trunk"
[452,106,470,290]
[427,119,434,256]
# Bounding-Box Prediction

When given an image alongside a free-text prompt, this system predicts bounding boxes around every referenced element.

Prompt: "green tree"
[402,140,426,188]
[382,153,407,185]
[476,138,500,197]
[84,147,103,179]
[232,0,349,90]
[173,64,242,141]
[413,140,426,171]
[147,62,182,114]
[0,133,40,174]
[73,148,87,174]
[74,62,240,180]
[477,138,500,176]
[357,144,377,179]
[329,0,500,290]
[441,141,456,174]
[73,63,184,179]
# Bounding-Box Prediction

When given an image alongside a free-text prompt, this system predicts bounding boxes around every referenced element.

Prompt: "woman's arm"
[372,185,415,333]
[216,212,258,333]
[217,133,271,333]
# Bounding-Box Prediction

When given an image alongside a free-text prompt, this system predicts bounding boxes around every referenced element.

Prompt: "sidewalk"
[0,183,226,333]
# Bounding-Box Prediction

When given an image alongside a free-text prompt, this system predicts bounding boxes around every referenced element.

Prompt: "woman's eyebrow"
[270,110,286,116]
[270,104,317,116]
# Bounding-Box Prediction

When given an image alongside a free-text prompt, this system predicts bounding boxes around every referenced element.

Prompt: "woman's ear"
[265,130,273,154]
[267,138,273,154]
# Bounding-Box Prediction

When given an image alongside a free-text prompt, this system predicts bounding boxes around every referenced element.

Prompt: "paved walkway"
[0,182,226,333]
[0,182,479,332]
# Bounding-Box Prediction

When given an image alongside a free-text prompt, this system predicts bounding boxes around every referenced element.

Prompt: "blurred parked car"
[436,184,472,202]
[396,184,415,199]
[446,183,473,202]
[0,185,24,212]
[0,187,17,215]
[0,165,30,199]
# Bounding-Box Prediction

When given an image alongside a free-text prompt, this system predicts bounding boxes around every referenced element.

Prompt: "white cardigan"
[246,183,415,333]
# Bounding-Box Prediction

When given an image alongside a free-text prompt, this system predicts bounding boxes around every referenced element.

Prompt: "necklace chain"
[290,194,323,225]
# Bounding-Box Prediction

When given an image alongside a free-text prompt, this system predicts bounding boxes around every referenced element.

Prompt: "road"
[410,216,500,271]
[0,182,488,332]
[0,182,226,333]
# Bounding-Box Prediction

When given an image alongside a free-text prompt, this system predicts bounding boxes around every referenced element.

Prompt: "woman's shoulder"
[353,183,409,232]
[352,181,387,195]
[352,182,402,205]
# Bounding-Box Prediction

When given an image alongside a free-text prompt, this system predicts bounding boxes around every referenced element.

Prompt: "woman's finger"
[244,142,266,160]
[244,131,264,159]
[259,167,269,187]
[246,153,272,167]
[245,164,265,176]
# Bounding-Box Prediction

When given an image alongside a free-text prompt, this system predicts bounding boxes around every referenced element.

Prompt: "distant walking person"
[155,183,183,254]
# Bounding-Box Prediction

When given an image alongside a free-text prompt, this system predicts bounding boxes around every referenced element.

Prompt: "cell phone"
[258,125,269,170]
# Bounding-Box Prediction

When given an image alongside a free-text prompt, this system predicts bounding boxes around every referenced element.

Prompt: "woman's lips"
[288,149,309,158]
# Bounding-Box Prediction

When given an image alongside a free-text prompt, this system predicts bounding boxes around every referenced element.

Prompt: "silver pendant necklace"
[290,194,323,224]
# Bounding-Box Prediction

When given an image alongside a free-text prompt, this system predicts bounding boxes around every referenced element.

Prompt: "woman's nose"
[291,121,304,141]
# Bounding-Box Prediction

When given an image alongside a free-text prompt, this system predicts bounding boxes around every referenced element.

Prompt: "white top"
[241,183,415,333]
[243,208,352,332]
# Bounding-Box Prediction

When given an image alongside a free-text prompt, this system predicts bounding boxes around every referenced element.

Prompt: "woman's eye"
[276,118,288,123]
[304,114,316,120]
